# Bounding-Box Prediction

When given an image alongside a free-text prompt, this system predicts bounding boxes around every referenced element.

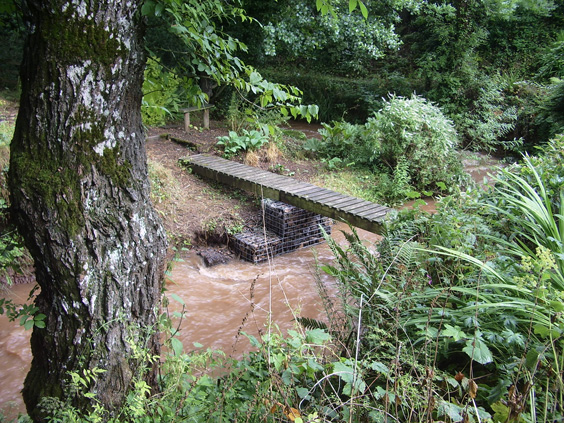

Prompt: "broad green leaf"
[550,300,564,312]
[438,401,464,421]
[169,293,185,306]
[368,361,389,374]
[141,0,155,16]
[171,337,183,356]
[305,328,331,344]
[249,71,262,85]
[349,0,358,13]
[196,374,214,387]
[296,387,310,399]
[442,324,467,342]
[359,1,368,18]
[525,349,540,370]
[155,3,164,16]
[333,361,354,383]
[463,338,493,365]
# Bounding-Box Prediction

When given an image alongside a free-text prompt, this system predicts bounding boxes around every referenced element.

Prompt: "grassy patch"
[311,167,382,203]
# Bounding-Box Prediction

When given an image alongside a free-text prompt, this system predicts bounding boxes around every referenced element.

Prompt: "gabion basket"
[232,229,283,264]
[232,200,332,263]
[262,199,332,252]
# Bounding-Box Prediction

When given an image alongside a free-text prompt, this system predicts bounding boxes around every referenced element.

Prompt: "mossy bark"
[9,1,167,420]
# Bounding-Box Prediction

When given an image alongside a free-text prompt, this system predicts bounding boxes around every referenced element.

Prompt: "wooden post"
[184,111,191,132]
[203,108,210,129]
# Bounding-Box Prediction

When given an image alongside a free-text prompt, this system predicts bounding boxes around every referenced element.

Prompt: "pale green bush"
[368,94,462,190]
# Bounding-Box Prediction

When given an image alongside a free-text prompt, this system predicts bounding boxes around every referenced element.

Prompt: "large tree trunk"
[9,1,167,420]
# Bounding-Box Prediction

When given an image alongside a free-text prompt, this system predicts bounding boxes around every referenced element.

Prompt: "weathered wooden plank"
[356,204,390,215]
[323,195,363,209]
[332,198,368,211]
[304,190,343,203]
[184,154,392,234]
[286,185,322,196]
[305,192,344,205]
[344,202,383,215]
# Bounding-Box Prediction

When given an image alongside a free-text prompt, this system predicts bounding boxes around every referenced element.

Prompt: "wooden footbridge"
[183,154,392,234]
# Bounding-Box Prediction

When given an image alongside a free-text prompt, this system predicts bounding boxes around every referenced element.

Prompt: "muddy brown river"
[0,223,380,418]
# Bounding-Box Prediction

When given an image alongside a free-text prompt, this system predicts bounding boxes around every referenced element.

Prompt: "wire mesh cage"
[232,229,284,264]
[231,200,332,263]
[262,199,332,252]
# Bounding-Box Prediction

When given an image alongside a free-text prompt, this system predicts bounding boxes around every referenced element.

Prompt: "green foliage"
[316,120,374,166]
[538,80,564,137]
[536,32,564,81]
[314,137,564,421]
[39,309,358,423]
[0,286,44,330]
[262,68,406,123]
[224,91,291,136]
[368,94,462,191]
[455,74,523,152]
[141,59,185,126]
[308,94,466,204]
[142,0,318,128]
[216,129,269,158]
[263,0,400,75]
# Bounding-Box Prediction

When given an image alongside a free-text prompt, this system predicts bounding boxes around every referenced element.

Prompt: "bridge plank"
[184,154,392,233]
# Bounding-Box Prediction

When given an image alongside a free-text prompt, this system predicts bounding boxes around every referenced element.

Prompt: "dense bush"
[314,94,466,202]
[141,60,186,127]
[369,94,463,190]
[261,0,401,76]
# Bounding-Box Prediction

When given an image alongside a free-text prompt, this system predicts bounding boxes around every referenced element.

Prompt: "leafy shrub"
[224,91,291,137]
[367,94,464,191]
[216,129,269,158]
[262,1,401,76]
[536,33,564,81]
[261,69,401,122]
[141,59,185,127]
[316,120,377,167]
[538,80,564,137]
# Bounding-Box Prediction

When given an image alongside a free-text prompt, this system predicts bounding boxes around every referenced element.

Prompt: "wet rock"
[198,248,231,267]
